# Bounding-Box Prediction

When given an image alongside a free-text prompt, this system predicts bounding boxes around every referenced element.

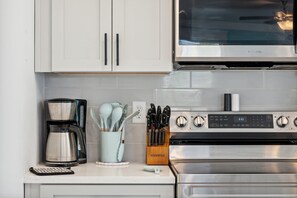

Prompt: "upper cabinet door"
[112,0,172,72]
[52,0,112,72]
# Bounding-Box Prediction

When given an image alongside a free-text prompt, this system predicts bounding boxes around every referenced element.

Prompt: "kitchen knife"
[150,114,156,146]
[156,107,163,145]
[161,107,168,123]
[160,127,166,145]
[150,103,156,114]
[161,114,168,128]
[165,105,171,126]
[146,114,152,146]
[157,106,161,118]
[154,113,160,146]
[160,114,168,145]
[158,113,164,145]
[146,108,152,146]
[162,106,167,114]
[147,108,152,117]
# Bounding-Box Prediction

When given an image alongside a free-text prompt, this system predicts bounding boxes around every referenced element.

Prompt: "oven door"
[171,160,297,198]
[170,132,297,160]
[175,0,297,62]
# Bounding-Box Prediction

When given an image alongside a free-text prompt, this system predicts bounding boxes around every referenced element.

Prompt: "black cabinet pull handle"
[116,34,119,66]
[104,33,107,65]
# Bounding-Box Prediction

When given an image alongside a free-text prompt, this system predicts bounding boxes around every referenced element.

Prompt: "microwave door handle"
[282,0,297,53]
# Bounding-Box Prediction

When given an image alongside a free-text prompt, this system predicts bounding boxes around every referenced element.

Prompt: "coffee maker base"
[45,161,79,167]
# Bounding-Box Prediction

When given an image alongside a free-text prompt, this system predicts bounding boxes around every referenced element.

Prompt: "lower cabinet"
[25,184,174,198]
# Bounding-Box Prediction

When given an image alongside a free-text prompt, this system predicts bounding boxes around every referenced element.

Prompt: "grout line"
[261,70,265,89]
[189,71,192,88]
[153,88,157,104]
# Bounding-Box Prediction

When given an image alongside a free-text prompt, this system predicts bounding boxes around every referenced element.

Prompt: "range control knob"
[193,116,205,127]
[176,116,187,128]
[277,116,289,127]
[294,118,297,127]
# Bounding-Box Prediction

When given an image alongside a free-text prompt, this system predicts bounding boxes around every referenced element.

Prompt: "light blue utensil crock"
[100,130,123,163]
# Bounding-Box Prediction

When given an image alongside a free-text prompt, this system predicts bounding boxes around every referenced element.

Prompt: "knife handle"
[159,128,164,145]
[151,127,155,146]
[150,103,156,114]
[158,129,163,145]
[148,129,152,146]
[154,129,159,146]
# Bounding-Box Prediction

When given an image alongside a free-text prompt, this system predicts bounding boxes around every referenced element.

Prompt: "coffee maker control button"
[294,118,297,127]
[176,116,187,128]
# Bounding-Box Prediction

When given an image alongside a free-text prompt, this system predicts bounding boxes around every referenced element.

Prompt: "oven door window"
[179,0,294,45]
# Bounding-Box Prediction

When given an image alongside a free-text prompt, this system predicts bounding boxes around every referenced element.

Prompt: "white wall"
[0,0,44,197]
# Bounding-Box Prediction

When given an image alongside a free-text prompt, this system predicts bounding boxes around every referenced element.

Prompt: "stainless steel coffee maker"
[45,98,87,166]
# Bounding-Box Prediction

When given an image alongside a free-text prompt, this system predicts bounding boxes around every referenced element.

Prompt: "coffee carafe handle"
[75,99,87,132]
[70,125,87,163]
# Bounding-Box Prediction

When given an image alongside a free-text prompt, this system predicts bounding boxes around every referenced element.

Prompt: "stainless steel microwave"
[175,0,297,65]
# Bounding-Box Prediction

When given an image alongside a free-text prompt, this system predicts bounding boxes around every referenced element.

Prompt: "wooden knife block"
[146,127,169,165]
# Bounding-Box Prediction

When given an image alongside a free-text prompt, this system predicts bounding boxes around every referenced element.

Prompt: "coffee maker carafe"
[45,98,87,166]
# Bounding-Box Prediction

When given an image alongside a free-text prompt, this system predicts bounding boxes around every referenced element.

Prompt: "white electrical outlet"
[132,101,146,123]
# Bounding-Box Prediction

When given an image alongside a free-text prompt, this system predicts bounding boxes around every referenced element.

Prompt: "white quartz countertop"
[24,163,175,184]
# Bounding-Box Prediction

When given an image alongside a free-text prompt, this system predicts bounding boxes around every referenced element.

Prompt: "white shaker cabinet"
[52,0,112,72]
[25,184,174,198]
[36,0,172,73]
[112,0,172,72]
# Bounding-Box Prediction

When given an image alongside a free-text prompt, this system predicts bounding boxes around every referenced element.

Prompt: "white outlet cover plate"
[132,101,146,123]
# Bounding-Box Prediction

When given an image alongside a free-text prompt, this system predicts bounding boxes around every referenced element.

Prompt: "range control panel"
[208,114,273,128]
[170,111,297,133]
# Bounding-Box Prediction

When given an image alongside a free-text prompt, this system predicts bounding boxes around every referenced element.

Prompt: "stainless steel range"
[169,111,297,198]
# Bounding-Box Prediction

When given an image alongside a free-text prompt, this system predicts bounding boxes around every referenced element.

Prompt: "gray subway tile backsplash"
[191,71,264,89]
[45,87,82,99]
[88,142,146,163]
[263,71,297,89]
[221,89,297,111]
[117,71,191,89]
[45,74,118,89]
[87,143,100,162]
[156,89,204,107]
[122,143,146,163]
[124,123,147,144]
[44,70,297,162]
[82,89,154,107]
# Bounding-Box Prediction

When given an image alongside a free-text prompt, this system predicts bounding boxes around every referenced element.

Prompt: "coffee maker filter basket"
[47,99,76,121]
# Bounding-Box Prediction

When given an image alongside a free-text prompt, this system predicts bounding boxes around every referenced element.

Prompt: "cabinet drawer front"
[40,185,174,198]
